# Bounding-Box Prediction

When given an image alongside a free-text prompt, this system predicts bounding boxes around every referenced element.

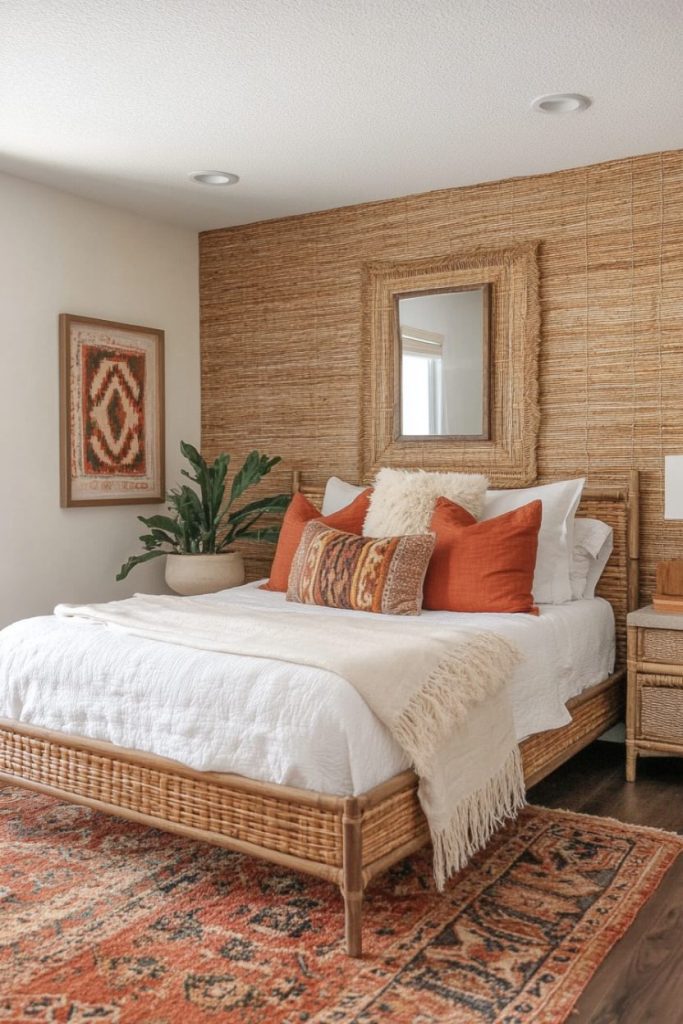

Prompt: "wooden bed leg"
[625,742,637,782]
[342,797,363,957]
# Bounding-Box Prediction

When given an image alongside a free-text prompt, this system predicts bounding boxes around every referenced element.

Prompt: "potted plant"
[117,442,289,595]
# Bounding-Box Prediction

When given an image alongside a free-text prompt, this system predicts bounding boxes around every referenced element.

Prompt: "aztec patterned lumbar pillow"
[287,520,435,615]
[363,467,489,537]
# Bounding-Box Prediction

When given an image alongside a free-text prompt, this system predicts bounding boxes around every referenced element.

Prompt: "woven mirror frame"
[362,243,541,485]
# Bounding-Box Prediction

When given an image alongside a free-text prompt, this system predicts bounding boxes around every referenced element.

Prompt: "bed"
[0,470,640,956]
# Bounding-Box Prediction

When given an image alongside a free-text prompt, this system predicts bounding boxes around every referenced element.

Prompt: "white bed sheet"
[0,583,614,796]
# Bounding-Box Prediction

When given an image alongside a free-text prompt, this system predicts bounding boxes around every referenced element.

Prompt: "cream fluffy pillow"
[363,468,488,537]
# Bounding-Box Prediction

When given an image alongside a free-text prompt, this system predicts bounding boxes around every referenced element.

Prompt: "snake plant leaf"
[227,493,290,525]
[179,440,204,474]
[229,451,282,507]
[226,495,290,543]
[138,514,183,537]
[116,549,166,581]
[139,533,167,551]
[237,527,282,543]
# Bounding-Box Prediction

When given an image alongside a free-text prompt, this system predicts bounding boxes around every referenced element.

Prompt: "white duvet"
[0,582,615,796]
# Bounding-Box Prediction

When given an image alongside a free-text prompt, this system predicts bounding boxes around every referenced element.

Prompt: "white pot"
[165,552,245,596]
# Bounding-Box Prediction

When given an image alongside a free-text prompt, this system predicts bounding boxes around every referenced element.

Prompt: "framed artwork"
[59,313,165,507]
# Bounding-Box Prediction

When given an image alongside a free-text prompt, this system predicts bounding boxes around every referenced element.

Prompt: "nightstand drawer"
[640,628,683,665]
[640,677,683,743]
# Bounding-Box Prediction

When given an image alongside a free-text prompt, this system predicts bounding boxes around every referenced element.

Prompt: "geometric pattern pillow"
[287,521,435,616]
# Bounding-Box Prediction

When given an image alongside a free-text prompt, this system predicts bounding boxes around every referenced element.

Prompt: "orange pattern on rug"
[0,787,680,1023]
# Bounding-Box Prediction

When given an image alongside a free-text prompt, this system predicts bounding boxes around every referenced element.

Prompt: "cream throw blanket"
[55,594,525,887]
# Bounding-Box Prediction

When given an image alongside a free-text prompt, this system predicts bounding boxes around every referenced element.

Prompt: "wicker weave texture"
[200,149,683,596]
[578,498,629,664]
[640,686,683,742]
[520,678,624,780]
[0,729,344,867]
[361,787,429,867]
[641,629,683,665]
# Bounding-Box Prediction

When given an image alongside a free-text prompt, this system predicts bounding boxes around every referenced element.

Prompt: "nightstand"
[626,605,683,781]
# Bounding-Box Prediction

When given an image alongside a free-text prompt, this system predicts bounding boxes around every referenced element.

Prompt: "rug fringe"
[431,746,526,891]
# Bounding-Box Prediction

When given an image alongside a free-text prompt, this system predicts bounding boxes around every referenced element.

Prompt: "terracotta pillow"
[287,520,435,615]
[262,488,372,592]
[424,497,542,614]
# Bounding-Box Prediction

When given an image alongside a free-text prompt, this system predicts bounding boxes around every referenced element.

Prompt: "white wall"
[0,172,200,627]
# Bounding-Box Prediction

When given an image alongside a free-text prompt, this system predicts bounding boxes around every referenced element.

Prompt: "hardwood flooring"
[528,741,683,1023]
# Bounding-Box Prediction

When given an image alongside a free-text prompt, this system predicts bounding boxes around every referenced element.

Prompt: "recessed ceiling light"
[190,170,239,186]
[531,93,591,114]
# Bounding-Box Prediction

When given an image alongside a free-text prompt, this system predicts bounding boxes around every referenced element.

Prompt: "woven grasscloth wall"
[201,150,683,594]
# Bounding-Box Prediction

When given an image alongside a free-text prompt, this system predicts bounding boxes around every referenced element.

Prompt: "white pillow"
[484,478,585,605]
[364,467,488,537]
[570,518,613,600]
[321,476,366,516]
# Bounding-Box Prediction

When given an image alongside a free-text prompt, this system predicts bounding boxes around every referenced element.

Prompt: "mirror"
[396,285,490,439]
[363,244,540,484]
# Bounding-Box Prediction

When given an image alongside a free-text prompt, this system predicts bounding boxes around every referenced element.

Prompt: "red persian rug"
[1,787,680,1023]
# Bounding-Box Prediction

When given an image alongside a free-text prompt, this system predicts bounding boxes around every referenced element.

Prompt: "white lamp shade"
[664,455,683,520]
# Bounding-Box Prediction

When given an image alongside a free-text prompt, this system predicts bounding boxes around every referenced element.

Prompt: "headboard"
[292,469,640,669]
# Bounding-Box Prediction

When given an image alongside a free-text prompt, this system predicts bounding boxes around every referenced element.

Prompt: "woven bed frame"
[0,471,640,957]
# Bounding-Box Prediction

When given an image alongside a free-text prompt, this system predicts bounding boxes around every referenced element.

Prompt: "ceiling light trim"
[190,171,240,186]
[530,93,591,114]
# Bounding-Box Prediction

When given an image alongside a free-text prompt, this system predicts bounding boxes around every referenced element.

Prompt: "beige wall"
[0,171,200,627]
[201,150,683,596]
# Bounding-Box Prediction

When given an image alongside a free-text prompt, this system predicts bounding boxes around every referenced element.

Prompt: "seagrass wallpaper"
[200,149,683,594]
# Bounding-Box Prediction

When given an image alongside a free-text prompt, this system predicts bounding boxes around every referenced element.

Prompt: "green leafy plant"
[116,442,289,581]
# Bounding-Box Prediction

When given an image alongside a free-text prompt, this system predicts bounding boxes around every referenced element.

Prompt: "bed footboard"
[0,669,623,957]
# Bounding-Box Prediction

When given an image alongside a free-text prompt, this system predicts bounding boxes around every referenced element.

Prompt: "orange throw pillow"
[424,497,542,614]
[262,489,372,592]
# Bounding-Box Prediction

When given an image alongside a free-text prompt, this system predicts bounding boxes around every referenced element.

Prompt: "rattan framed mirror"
[362,243,541,486]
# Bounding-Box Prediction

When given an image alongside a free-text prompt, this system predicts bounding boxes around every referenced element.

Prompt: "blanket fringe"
[431,745,526,890]
[392,632,521,775]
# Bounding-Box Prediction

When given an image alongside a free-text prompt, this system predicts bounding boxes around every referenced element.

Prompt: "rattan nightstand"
[626,605,683,781]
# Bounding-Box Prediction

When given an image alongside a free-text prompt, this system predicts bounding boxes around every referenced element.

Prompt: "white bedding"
[0,582,615,796]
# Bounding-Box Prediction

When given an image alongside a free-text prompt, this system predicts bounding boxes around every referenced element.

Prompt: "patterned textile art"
[287,520,435,615]
[60,315,164,505]
[1,789,680,1024]
[81,344,146,477]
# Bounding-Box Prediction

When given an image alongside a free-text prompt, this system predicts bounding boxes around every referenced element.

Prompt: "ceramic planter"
[165,551,245,596]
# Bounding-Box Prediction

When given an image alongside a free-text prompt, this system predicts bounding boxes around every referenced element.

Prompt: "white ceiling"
[1,0,681,232]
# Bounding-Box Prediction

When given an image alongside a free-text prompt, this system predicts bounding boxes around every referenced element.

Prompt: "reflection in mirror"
[397,286,489,439]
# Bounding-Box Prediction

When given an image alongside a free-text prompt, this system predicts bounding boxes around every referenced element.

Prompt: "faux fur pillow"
[363,468,489,537]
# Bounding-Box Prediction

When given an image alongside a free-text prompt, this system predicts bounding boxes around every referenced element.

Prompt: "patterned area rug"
[1,787,681,1023]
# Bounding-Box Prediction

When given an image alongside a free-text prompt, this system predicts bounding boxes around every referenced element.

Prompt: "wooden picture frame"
[59,313,165,507]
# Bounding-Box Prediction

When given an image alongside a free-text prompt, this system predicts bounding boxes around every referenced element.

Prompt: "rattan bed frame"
[0,471,640,956]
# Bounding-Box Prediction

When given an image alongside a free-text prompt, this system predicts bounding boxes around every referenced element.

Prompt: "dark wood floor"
[528,741,683,1023]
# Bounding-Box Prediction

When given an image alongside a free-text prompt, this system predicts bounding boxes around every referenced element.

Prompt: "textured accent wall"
[200,150,683,594]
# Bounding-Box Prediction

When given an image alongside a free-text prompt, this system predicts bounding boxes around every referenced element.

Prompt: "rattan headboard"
[292,470,640,669]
